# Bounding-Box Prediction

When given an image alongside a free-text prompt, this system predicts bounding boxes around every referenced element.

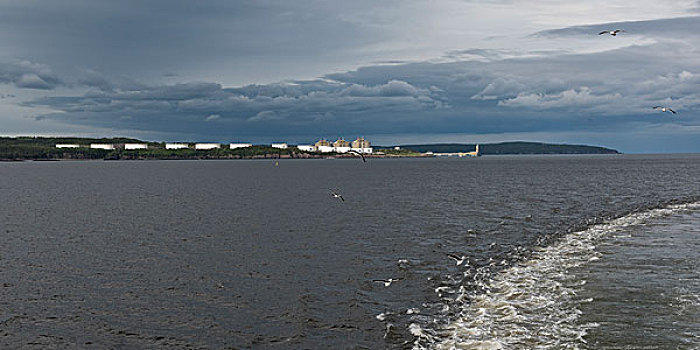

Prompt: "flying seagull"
[348,150,366,163]
[653,106,677,114]
[376,312,395,321]
[447,253,468,266]
[599,29,624,36]
[373,278,400,287]
[330,191,344,202]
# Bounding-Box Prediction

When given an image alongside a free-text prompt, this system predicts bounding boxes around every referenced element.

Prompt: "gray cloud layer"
[2,7,699,150]
[0,61,60,89]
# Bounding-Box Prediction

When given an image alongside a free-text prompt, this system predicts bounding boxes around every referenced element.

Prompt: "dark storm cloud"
[0,0,388,83]
[9,13,700,148]
[25,79,448,138]
[25,17,700,141]
[0,60,61,90]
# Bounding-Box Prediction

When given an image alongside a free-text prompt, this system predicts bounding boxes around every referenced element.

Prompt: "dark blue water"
[0,155,698,349]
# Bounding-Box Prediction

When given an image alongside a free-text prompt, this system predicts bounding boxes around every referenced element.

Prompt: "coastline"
[0,153,435,162]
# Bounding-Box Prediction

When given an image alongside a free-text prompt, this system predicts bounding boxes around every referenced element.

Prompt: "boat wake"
[409,202,700,350]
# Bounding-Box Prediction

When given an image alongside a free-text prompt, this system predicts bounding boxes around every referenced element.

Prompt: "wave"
[410,202,700,350]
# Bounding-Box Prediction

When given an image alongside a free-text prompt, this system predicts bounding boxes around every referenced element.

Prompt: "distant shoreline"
[1,137,620,161]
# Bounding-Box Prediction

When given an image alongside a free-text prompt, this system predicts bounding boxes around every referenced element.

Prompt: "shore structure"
[230,143,252,149]
[55,138,373,154]
[195,143,221,150]
[434,144,480,157]
[90,144,115,150]
[124,143,148,150]
[166,143,189,150]
[271,143,288,149]
[297,137,373,154]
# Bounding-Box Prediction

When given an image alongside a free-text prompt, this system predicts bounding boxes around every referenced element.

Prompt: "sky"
[1,0,699,153]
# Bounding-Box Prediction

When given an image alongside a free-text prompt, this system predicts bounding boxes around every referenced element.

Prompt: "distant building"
[309,137,374,153]
[333,138,351,153]
[350,137,372,154]
[297,145,315,152]
[195,143,220,150]
[271,143,288,149]
[124,143,148,150]
[315,139,330,148]
[90,144,115,150]
[333,138,350,148]
[463,144,480,157]
[351,137,371,149]
[230,143,252,149]
[166,143,189,149]
[56,144,80,149]
[317,145,334,153]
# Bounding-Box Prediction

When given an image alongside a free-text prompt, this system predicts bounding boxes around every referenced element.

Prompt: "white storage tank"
[230,143,253,149]
[166,143,190,149]
[195,143,221,150]
[124,143,148,150]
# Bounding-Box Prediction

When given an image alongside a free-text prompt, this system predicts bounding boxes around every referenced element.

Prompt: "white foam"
[414,202,700,350]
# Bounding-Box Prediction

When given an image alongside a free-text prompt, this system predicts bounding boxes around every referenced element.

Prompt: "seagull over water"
[599,29,624,36]
[348,150,366,163]
[653,106,677,114]
[447,253,468,266]
[373,278,400,287]
[330,191,344,202]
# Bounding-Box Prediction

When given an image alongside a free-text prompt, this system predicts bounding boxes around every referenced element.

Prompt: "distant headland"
[0,137,619,161]
[393,142,620,155]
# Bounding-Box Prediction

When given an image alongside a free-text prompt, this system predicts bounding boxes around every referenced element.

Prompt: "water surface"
[0,154,698,349]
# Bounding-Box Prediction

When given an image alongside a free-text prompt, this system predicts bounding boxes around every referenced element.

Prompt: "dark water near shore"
[0,155,698,349]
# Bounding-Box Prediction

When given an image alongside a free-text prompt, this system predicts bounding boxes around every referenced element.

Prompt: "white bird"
[330,191,344,202]
[599,29,624,36]
[348,150,366,163]
[406,308,420,315]
[447,253,468,266]
[397,259,411,268]
[435,286,454,297]
[373,278,400,287]
[376,312,394,321]
[653,106,677,114]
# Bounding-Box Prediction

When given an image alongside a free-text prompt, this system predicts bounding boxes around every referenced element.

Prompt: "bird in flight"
[447,253,468,266]
[653,106,677,114]
[348,150,366,163]
[599,29,624,36]
[330,191,344,202]
[373,278,400,287]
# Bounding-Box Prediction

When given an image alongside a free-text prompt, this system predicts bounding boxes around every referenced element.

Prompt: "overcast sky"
[1,0,699,152]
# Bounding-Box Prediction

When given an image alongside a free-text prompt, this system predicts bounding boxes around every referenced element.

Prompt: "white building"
[90,144,115,150]
[195,143,221,150]
[317,145,334,153]
[351,147,373,154]
[271,143,288,149]
[166,143,189,149]
[296,145,315,152]
[124,143,148,150]
[56,144,80,149]
[230,143,253,149]
[306,145,373,154]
